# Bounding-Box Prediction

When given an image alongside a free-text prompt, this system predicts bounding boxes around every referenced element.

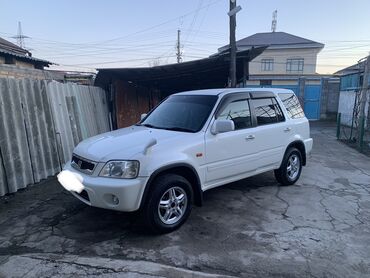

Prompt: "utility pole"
[229,0,237,87]
[176,29,182,63]
[358,55,370,148]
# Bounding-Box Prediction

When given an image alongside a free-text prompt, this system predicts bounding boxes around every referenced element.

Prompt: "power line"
[63,55,178,66]
[183,0,203,48]
[193,0,212,37]
[84,0,224,46]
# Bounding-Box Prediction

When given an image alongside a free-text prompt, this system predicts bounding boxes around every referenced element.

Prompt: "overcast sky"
[0,0,369,73]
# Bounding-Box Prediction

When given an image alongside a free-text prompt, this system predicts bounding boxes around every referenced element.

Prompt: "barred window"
[261,59,274,71]
[286,58,304,72]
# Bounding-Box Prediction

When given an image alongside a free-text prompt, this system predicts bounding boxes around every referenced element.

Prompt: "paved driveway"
[1,122,370,277]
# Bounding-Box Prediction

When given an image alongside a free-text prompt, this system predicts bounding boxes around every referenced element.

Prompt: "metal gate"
[304,85,321,120]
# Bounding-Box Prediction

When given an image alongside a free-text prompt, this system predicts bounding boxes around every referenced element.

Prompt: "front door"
[204,95,259,186]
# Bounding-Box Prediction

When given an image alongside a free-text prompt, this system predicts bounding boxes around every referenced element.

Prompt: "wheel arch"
[285,140,306,166]
[140,163,203,210]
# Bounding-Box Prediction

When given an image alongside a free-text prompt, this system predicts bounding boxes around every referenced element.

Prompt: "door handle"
[284,127,292,132]
[245,135,255,140]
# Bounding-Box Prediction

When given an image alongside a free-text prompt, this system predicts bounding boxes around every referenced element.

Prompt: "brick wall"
[0,64,64,80]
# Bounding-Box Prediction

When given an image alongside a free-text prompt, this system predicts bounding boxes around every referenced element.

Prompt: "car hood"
[73,125,185,162]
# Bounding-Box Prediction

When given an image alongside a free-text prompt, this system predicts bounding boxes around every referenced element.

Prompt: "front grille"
[71,154,96,174]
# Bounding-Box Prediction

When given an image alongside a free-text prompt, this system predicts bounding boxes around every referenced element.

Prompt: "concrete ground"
[1,122,370,278]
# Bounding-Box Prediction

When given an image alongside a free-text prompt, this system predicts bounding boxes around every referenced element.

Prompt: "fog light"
[112,195,119,205]
[103,193,120,206]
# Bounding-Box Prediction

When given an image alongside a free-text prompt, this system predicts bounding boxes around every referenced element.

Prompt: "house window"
[4,56,15,65]
[286,58,304,72]
[261,59,274,71]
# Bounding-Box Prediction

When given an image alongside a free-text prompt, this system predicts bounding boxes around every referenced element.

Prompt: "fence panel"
[20,79,60,183]
[46,81,110,165]
[337,90,370,155]
[0,78,34,193]
[0,78,110,196]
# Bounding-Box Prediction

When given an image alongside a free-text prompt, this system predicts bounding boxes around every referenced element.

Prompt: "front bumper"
[58,163,148,212]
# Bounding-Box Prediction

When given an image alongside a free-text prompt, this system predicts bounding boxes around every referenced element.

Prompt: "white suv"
[58,88,312,233]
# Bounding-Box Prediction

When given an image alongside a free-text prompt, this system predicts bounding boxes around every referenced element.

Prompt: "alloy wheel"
[158,186,187,225]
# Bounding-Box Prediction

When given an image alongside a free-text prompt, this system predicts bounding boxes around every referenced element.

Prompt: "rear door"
[248,95,290,169]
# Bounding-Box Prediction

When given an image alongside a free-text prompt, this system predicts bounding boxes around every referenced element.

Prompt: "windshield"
[139,95,218,132]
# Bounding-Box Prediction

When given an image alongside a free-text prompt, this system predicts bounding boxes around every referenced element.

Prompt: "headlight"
[99,161,139,179]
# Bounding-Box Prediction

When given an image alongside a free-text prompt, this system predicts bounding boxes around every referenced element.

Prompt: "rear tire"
[274,147,302,186]
[142,174,193,234]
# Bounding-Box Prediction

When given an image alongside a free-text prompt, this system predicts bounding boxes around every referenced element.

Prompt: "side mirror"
[211,119,235,135]
[140,113,147,121]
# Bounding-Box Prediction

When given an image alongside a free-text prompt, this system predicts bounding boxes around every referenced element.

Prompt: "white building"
[218,31,325,86]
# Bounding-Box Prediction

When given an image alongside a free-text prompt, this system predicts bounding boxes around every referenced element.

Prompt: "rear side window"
[279,93,305,119]
[251,98,285,125]
[217,99,252,130]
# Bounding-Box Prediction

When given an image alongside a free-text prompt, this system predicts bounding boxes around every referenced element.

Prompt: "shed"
[95,47,266,128]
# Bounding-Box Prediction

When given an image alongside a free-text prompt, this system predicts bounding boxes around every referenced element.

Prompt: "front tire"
[274,147,302,186]
[142,174,193,234]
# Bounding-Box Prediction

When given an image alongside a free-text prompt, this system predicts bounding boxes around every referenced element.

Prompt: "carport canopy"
[95,46,267,94]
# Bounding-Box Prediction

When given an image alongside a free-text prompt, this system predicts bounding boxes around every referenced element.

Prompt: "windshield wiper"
[137,124,194,132]
[162,127,195,133]
[136,123,159,129]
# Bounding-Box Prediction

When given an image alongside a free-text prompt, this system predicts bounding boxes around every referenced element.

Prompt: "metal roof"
[0,37,29,55]
[0,36,52,66]
[219,32,324,52]
[334,61,365,76]
[95,46,267,94]
[0,48,52,66]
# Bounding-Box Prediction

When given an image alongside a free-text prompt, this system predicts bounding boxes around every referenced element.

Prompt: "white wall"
[249,48,321,75]
[338,90,369,127]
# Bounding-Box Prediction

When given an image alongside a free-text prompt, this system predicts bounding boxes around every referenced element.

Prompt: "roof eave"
[0,49,52,66]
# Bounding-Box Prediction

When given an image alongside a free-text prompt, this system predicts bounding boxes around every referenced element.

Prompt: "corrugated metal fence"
[0,78,110,196]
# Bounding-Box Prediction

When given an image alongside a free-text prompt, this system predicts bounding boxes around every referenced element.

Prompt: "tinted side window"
[251,98,285,125]
[273,98,285,122]
[217,99,251,130]
[279,93,305,119]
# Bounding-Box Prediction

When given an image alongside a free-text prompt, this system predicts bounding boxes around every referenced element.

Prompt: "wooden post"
[229,0,237,87]
[336,113,341,139]
[243,58,249,87]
